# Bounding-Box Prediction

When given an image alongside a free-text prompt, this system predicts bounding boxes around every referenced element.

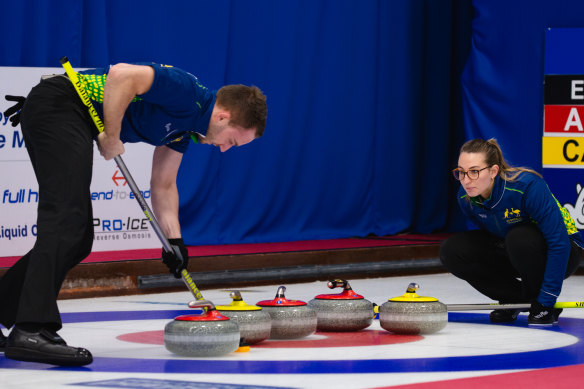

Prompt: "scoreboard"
[542,28,584,229]
[543,75,584,167]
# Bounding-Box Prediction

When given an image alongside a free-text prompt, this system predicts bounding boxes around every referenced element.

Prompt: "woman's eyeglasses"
[452,166,489,181]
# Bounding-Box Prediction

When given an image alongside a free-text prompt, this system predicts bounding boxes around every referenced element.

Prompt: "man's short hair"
[216,85,267,137]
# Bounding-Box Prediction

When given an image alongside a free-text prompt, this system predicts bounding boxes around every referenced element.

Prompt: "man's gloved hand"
[4,95,26,127]
[528,300,558,325]
[162,238,189,278]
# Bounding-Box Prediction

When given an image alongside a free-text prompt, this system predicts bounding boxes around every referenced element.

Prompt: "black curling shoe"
[489,309,522,323]
[5,327,92,366]
[528,308,563,325]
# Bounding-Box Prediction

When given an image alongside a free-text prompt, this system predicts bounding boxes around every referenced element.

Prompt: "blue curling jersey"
[77,63,215,153]
[458,172,583,306]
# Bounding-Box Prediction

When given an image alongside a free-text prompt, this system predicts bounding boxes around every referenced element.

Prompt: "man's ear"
[217,110,231,122]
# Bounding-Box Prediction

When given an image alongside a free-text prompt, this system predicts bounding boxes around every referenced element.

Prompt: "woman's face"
[457,152,499,199]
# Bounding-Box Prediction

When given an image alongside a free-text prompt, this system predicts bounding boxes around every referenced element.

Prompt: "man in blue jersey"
[0,63,267,366]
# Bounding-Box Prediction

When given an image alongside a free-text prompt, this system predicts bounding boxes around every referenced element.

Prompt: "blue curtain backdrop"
[0,0,472,244]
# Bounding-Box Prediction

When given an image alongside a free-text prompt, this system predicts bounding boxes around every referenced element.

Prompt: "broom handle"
[447,301,584,311]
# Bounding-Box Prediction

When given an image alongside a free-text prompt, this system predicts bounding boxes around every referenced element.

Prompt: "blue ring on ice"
[0,311,581,373]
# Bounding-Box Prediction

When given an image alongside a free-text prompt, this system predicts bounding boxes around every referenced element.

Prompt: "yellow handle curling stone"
[216,291,272,345]
[379,283,448,335]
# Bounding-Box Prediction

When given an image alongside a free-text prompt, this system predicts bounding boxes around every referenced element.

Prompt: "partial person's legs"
[566,240,583,277]
[440,230,524,302]
[1,76,94,366]
[506,223,582,299]
[440,230,528,323]
[504,224,547,302]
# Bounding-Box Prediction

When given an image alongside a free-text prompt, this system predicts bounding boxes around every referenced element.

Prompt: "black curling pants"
[440,224,582,304]
[0,76,96,331]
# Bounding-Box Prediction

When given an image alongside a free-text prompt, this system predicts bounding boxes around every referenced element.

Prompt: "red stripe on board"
[0,233,449,268]
[372,363,584,389]
[544,105,584,134]
[0,249,160,268]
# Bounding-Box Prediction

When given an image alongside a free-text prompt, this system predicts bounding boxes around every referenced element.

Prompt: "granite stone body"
[217,309,271,344]
[259,305,317,339]
[164,318,240,356]
[379,300,447,335]
[308,298,374,331]
[256,286,317,339]
[216,291,272,345]
[164,303,240,357]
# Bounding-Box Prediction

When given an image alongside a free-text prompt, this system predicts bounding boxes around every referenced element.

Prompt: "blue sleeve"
[524,178,572,306]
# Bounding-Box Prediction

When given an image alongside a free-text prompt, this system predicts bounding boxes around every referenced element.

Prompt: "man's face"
[204,117,257,152]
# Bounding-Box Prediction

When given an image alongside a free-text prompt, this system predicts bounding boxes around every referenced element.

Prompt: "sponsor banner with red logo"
[0,66,161,257]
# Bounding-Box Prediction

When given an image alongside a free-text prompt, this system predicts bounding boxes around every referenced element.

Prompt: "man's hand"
[4,95,26,127]
[97,132,125,160]
[162,238,189,278]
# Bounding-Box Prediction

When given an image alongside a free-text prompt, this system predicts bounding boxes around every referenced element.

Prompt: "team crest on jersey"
[503,208,522,224]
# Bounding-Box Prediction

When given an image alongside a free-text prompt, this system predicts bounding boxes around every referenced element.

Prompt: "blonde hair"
[460,138,541,181]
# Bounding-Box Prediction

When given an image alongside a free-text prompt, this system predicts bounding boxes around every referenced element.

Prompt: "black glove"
[4,95,26,127]
[528,300,558,325]
[162,238,189,278]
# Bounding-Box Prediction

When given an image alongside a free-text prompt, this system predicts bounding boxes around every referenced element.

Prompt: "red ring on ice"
[117,329,422,348]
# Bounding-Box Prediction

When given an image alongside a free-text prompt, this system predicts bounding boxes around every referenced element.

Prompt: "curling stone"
[379,283,447,335]
[256,286,317,339]
[216,291,272,345]
[164,300,240,357]
[308,279,374,331]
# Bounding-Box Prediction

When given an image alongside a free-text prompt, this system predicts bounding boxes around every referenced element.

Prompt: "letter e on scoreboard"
[572,80,584,100]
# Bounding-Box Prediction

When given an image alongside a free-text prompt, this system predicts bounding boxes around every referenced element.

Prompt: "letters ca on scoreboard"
[543,75,584,168]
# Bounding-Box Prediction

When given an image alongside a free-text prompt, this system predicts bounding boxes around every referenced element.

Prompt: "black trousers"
[440,224,582,304]
[0,76,96,330]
